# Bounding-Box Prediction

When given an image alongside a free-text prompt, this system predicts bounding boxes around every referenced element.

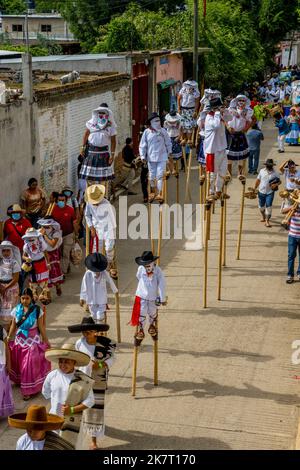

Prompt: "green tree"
[93,16,144,53]
[0,0,26,14]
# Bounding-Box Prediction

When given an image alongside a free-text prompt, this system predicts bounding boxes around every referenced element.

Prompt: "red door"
[132,63,149,154]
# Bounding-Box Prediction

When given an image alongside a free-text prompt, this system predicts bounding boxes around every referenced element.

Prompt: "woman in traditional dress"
[20,178,47,229]
[226,95,254,179]
[79,104,117,196]
[22,227,50,304]
[7,287,51,400]
[0,241,21,330]
[163,110,182,176]
[68,316,116,450]
[286,107,300,146]
[37,217,64,298]
[0,324,14,417]
[177,80,200,145]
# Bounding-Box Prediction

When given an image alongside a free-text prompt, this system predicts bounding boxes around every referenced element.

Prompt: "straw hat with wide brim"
[7,204,25,214]
[8,405,64,431]
[22,227,41,240]
[45,343,90,367]
[85,184,106,205]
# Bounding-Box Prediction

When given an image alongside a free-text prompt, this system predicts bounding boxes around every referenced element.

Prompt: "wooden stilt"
[236,181,246,260]
[222,181,228,267]
[131,330,139,397]
[203,201,211,308]
[176,160,179,204]
[148,179,155,254]
[153,314,158,386]
[217,197,225,300]
[113,249,121,343]
[156,203,163,265]
[85,225,90,257]
[184,147,193,203]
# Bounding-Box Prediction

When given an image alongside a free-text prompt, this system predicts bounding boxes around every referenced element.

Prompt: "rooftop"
[1,13,63,19]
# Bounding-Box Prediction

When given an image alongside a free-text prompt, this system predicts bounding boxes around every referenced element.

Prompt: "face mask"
[64,191,72,198]
[151,119,161,131]
[12,213,21,221]
[97,114,109,129]
[145,263,154,274]
[57,201,65,209]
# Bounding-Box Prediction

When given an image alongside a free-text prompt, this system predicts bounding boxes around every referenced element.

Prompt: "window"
[41,24,51,33]
[12,24,23,32]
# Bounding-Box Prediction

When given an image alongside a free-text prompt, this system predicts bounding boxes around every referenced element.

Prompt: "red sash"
[130,296,141,326]
[206,153,214,172]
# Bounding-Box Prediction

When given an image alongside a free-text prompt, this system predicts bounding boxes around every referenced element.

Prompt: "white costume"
[85,198,116,262]
[80,270,118,322]
[16,434,45,450]
[42,369,94,417]
[178,80,200,132]
[139,126,172,192]
[204,110,232,194]
[131,265,166,329]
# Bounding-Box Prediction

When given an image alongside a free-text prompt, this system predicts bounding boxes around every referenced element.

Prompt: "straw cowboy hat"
[0,240,22,266]
[135,250,159,266]
[45,343,90,367]
[68,316,110,334]
[22,227,41,240]
[7,204,25,214]
[85,253,108,272]
[85,184,106,205]
[8,405,64,431]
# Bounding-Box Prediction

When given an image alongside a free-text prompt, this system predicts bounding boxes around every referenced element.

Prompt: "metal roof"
[0,50,23,59]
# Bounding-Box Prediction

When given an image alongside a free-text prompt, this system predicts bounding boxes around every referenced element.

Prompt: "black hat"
[85,253,108,272]
[264,158,276,166]
[68,316,110,333]
[209,97,223,109]
[135,251,159,266]
[147,112,160,125]
[286,159,298,168]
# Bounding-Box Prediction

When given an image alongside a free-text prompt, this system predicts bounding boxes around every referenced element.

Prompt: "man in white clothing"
[84,184,117,278]
[139,113,172,203]
[130,251,166,341]
[204,97,232,200]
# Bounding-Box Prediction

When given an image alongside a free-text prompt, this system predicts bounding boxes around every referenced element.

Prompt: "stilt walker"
[203,200,212,308]
[184,146,194,203]
[163,110,182,204]
[130,251,167,396]
[84,184,121,341]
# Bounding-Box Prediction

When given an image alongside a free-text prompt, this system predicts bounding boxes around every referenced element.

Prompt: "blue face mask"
[64,191,72,198]
[57,201,65,209]
[12,213,21,221]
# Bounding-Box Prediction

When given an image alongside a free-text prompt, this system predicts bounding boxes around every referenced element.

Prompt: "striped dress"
[289,211,300,238]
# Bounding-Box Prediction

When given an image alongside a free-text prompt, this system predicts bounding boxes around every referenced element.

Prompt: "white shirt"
[164,120,182,138]
[0,258,20,281]
[88,126,117,148]
[16,433,45,451]
[85,199,116,237]
[257,168,280,194]
[178,87,200,108]
[42,369,94,416]
[80,270,118,306]
[75,337,115,375]
[284,168,300,190]
[227,107,253,132]
[44,229,62,253]
[139,128,172,163]
[23,237,48,261]
[0,328,7,365]
[204,112,228,154]
[135,265,166,302]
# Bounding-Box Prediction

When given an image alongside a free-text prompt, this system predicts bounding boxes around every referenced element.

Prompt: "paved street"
[1,119,300,450]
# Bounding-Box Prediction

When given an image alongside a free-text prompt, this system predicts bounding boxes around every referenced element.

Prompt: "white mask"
[97,113,109,129]
[151,119,161,131]
[145,263,154,274]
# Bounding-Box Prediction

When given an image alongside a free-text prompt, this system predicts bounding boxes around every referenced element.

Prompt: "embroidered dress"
[23,237,49,284]
[286,116,300,145]
[0,326,14,417]
[178,81,200,131]
[75,336,116,444]
[45,228,63,288]
[9,304,50,396]
[164,119,182,160]
[227,105,253,162]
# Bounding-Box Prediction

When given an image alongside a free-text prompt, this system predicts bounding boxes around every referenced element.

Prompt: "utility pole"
[193,0,199,81]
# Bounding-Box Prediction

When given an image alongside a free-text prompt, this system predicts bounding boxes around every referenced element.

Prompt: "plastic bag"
[70,242,83,266]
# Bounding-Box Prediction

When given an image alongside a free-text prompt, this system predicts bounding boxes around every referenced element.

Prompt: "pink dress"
[9,304,50,396]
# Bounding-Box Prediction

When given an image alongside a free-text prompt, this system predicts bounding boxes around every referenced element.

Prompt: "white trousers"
[278,135,286,151]
[93,229,115,262]
[208,150,228,194]
[139,299,157,329]
[89,304,106,322]
[148,161,167,192]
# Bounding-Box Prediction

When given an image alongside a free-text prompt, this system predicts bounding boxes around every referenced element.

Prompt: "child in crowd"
[274,111,290,153]
[246,123,264,175]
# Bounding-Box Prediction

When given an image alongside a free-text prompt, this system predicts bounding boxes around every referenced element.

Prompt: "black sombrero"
[68,316,110,333]
[85,253,108,272]
[147,112,160,125]
[135,251,159,266]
